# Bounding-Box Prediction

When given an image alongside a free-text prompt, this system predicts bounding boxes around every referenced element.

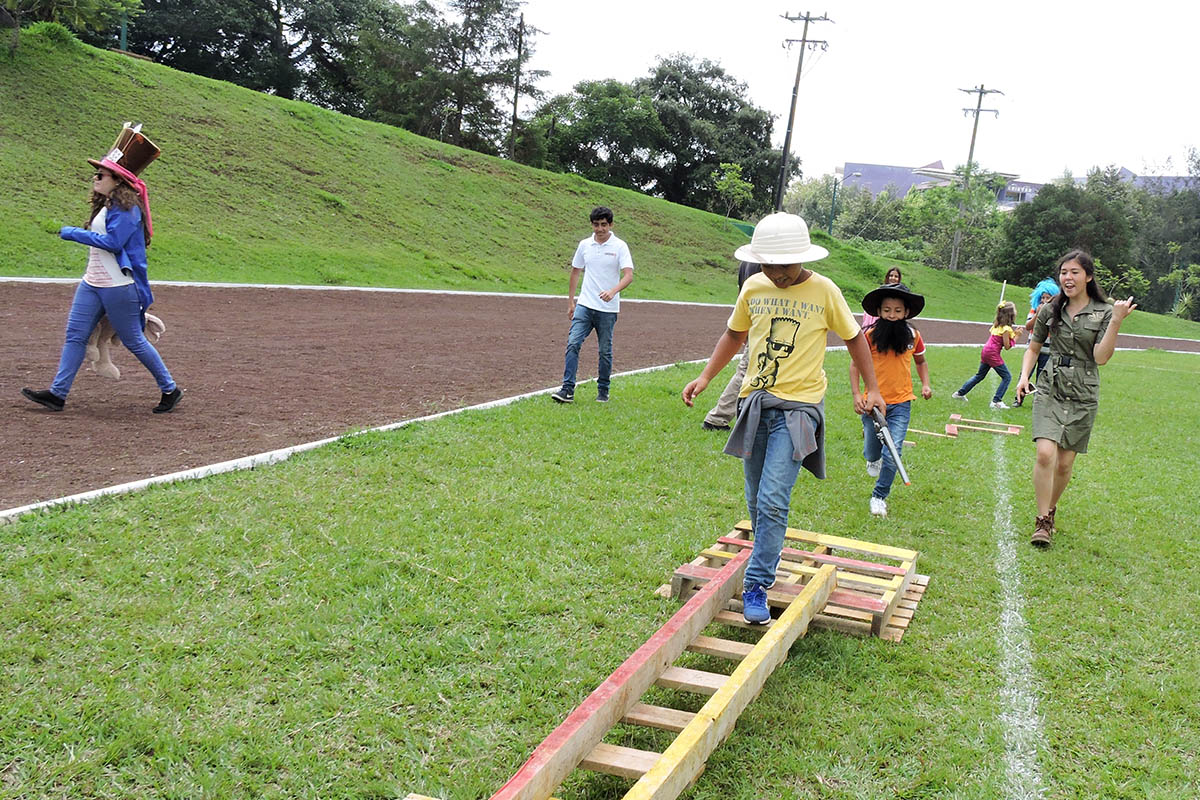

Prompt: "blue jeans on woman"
[742,407,804,591]
[861,400,911,500]
[957,361,1011,403]
[50,281,176,399]
[561,303,617,394]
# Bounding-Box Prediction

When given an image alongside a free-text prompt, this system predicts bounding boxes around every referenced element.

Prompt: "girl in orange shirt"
[850,284,932,518]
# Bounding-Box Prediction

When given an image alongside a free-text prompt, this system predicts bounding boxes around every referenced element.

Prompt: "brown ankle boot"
[1047,506,1057,533]
[1031,514,1053,547]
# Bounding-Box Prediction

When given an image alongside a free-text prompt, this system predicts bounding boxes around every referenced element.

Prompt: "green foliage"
[3,0,139,35]
[991,181,1133,287]
[531,55,789,217]
[712,162,753,220]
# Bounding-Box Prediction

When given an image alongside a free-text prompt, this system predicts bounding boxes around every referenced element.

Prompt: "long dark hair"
[1048,249,1106,331]
[87,180,152,246]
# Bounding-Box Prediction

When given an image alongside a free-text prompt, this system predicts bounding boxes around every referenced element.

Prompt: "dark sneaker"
[550,388,574,404]
[742,585,770,624]
[1031,514,1053,548]
[22,388,64,412]
[153,387,183,414]
[702,421,731,431]
[596,390,609,403]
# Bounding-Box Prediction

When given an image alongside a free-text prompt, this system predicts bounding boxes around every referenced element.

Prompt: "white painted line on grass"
[991,433,1046,800]
[0,362,698,525]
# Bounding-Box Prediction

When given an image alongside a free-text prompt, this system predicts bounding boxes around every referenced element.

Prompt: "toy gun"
[870,407,911,486]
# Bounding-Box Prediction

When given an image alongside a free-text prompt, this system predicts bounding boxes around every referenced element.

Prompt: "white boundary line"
[0,361,692,525]
[991,433,1047,799]
[5,277,1200,342]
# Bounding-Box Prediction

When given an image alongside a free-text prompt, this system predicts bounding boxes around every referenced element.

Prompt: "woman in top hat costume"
[22,124,182,414]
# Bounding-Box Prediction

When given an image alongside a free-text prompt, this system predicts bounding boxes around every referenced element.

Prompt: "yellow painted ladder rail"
[404,551,837,800]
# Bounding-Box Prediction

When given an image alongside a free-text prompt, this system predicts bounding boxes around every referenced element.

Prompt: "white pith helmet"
[734,212,829,265]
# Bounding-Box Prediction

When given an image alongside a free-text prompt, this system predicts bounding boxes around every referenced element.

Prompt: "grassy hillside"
[2,24,1198,339]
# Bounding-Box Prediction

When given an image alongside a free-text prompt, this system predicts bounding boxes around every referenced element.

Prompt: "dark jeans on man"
[561,304,617,393]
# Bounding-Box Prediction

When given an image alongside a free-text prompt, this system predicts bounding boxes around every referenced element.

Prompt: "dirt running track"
[3,281,1197,511]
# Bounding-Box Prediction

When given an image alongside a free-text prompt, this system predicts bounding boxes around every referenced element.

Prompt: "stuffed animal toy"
[85,312,165,379]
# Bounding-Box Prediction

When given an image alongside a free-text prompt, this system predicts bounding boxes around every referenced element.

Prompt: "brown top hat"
[88,123,161,178]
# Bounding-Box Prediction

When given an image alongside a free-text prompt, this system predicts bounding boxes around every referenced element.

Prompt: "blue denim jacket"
[60,204,153,313]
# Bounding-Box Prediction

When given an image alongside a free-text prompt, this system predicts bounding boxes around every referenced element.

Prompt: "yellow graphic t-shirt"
[728,271,861,403]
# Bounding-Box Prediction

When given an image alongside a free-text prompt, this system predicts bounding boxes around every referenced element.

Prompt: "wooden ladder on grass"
[405,550,836,800]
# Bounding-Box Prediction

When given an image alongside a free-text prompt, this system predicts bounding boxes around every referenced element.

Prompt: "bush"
[22,21,82,49]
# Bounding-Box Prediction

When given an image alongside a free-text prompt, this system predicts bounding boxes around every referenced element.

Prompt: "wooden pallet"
[406,549,837,800]
[946,413,1022,436]
[665,521,928,643]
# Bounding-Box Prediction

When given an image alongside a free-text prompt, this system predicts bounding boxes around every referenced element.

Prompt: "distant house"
[1087,167,1199,195]
[842,161,1042,210]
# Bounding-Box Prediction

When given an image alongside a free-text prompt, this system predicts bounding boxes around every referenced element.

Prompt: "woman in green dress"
[1015,250,1137,547]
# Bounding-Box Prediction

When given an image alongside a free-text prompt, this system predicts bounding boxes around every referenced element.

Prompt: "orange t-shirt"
[866,325,925,404]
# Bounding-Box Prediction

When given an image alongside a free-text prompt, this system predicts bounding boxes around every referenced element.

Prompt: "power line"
[773,11,832,212]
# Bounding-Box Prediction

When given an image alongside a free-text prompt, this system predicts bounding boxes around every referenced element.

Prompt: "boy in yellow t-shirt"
[682,213,885,625]
[849,283,932,519]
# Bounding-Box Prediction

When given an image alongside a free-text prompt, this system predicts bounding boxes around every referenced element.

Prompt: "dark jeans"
[957,361,1011,403]
[561,304,617,393]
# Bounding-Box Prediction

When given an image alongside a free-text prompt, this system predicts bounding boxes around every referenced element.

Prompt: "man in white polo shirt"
[551,206,635,403]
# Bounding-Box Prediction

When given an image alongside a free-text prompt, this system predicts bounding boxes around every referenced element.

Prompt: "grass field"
[3,24,1200,339]
[3,345,1197,799]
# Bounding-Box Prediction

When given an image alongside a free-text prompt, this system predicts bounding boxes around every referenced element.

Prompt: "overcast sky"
[515,0,1197,185]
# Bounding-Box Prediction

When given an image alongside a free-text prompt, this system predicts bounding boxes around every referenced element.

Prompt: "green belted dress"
[1030,298,1113,453]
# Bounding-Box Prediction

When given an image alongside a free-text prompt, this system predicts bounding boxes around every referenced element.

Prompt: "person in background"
[859,266,903,328]
[701,260,761,431]
[22,124,182,414]
[550,206,633,404]
[950,301,1022,409]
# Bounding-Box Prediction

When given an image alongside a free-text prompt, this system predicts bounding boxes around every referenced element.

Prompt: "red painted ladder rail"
[405,550,837,800]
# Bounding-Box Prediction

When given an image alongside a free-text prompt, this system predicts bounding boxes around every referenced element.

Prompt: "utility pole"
[508,13,525,160]
[773,11,831,212]
[948,83,1002,270]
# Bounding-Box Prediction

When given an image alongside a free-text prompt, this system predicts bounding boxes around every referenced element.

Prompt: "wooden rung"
[621,703,697,732]
[580,742,661,779]
[908,427,955,438]
[767,582,889,615]
[656,666,727,695]
[687,635,755,661]
[950,414,1024,429]
[712,609,774,631]
[732,520,919,562]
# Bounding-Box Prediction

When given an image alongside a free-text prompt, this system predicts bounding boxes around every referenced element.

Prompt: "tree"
[126,0,377,104]
[2,0,140,39]
[991,182,1133,287]
[712,162,753,220]
[632,54,789,215]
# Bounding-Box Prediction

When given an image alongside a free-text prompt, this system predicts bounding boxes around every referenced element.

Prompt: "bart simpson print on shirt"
[749,316,800,390]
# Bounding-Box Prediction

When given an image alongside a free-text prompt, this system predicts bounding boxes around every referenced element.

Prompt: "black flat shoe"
[153,387,183,414]
[22,387,64,412]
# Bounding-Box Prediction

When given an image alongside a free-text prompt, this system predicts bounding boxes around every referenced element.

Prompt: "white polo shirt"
[572,232,634,313]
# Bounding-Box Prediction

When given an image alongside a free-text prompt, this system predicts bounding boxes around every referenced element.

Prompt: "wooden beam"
[621,703,696,732]
[656,666,728,695]
[580,742,661,779]
[486,549,750,800]
[621,565,837,800]
[950,414,1024,429]
[686,635,754,661]
[732,521,919,562]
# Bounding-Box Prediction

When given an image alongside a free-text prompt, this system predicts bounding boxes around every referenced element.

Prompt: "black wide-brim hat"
[862,282,925,318]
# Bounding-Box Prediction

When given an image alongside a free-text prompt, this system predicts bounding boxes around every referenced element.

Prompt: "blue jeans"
[742,408,804,590]
[561,304,617,393]
[50,281,176,398]
[861,400,911,500]
[957,361,1011,403]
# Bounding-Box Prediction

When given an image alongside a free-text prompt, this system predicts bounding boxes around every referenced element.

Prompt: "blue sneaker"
[742,585,770,624]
